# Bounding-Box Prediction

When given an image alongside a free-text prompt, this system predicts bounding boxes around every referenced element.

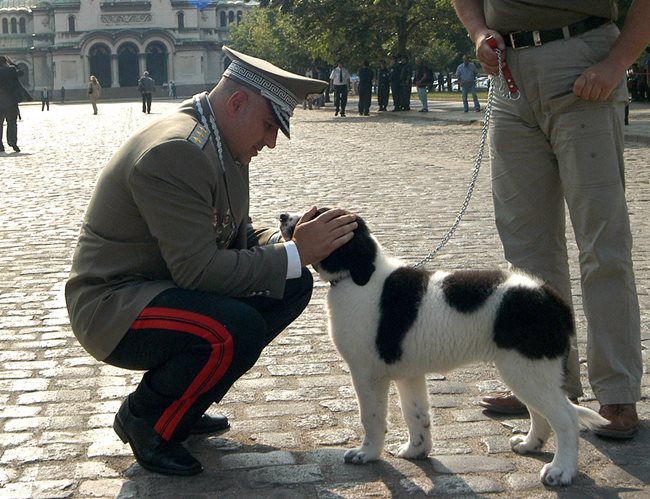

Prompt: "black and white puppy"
[280,209,607,487]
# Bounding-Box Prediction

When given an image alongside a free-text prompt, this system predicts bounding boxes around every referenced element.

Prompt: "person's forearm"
[452,0,488,43]
[605,0,650,74]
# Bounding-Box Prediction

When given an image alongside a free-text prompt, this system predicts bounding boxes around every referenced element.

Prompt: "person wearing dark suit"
[0,55,23,152]
[138,71,156,113]
[41,87,50,111]
[66,46,356,476]
[357,60,374,115]
[377,61,390,111]
[400,54,413,111]
[389,54,403,111]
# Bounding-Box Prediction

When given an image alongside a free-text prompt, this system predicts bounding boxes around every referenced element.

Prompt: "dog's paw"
[397,441,430,460]
[540,463,575,486]
[510,435,544,454]
[344,447,378,464]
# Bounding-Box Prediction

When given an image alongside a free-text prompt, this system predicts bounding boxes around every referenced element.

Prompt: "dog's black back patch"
[494,284,573,359]
[441,270,506,313]
[376,266,430,364]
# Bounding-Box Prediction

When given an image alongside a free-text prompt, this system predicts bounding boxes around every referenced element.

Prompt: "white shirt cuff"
[284,241,302,279]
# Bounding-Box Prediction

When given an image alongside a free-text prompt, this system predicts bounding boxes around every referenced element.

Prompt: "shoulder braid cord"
[412,46,519,268]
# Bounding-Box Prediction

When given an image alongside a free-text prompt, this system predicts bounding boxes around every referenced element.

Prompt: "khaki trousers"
[488,22,641,405]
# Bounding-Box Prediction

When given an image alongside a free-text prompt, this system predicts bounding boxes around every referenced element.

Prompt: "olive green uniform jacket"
[66,94,288,361]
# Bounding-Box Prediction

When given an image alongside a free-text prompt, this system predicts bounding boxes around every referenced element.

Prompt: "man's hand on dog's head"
[292,206,357,267]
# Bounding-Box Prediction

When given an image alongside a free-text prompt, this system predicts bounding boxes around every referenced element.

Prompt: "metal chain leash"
[412,48,517,268]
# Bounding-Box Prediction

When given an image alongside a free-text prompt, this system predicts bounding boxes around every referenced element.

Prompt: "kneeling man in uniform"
[66,47,355,476]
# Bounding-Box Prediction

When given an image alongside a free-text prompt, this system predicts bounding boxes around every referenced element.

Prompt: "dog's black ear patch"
[376,266,430,364]
[494,283,573,359]
[441,270,506,313]
[320,215,377,286]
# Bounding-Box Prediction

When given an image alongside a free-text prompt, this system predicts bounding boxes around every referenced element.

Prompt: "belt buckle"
[509,31,527,50]
[509,30,542,50]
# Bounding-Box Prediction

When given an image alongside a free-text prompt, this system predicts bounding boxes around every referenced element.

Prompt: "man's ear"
[225,90,249,116]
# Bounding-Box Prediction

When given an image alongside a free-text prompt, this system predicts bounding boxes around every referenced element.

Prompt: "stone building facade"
[0,0,256,99]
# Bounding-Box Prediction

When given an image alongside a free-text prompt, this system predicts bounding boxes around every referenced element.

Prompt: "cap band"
[224,60,298,116]
[269,100,290,137]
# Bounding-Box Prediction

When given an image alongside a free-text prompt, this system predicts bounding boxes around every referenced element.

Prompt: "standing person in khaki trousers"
[452,0,650,438]
[88,75,102,115]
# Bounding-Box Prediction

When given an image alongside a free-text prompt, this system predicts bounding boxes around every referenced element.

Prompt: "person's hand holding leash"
[292,206,357,267]
[474,31,506,75]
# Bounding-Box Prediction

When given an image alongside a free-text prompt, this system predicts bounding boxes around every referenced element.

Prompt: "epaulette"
[187,123,210,149]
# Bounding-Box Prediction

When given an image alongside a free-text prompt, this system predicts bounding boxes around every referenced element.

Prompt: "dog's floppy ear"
[321,215,377,286]
[349,252,376,286]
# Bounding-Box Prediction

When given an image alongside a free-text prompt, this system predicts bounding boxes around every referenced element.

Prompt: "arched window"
[177,12,184,30]
[219,11,227,27]
[19,18,26,33]
[10,18,17,34]
[236,10,243,24]
[68,16,75,32]
[228,11,235,24]
[2,19,8,34]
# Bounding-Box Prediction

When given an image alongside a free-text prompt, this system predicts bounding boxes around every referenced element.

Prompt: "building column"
[168,51,174,82]
[139,53,147,76]
[111,54,119,87]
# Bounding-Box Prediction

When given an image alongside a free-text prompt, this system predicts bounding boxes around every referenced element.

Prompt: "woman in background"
[88,75,102,115]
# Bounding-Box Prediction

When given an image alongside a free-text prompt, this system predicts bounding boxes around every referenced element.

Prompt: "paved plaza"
[1,96,649,498]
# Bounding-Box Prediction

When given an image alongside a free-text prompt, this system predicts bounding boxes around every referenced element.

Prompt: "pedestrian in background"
[138,71,156,114]
[0,55,24,152]
[61,85,65,103]
[437,71,445,92]
[400,54,413,111]
[452,0,648,439]
[414,57,432,112]
[41,87,50,111]
[88,75,102,115]
[639,47,650,101]
[357,60,373,116]
[329,61,350,117]
[389,54,403,111]
[455,54,481,112]
[377,61,390,111]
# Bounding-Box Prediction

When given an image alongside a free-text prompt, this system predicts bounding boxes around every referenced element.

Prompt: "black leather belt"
[503,16,610,50]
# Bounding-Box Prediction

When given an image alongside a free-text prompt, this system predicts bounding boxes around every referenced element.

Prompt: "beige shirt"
[483,0,617,33]
[66,94,288,361]
[89,81,101,98]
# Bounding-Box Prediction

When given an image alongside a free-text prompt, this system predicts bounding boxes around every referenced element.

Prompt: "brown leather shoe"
[479,392,528,415]
[479,391,580,415]
[593,404,639,439]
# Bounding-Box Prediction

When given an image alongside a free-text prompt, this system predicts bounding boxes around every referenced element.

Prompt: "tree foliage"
[232,0,466,73]
[231,0,644,74]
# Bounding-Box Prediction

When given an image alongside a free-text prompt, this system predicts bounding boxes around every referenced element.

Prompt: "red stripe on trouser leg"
[130,307,234,441]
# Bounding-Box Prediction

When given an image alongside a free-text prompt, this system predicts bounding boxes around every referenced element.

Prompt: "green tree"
[235,0,464,72]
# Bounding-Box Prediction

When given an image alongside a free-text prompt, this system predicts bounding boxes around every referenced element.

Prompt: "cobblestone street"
[1,97,649,498]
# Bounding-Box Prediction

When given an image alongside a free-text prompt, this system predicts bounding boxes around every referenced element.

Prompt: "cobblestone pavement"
[1,97,649,498]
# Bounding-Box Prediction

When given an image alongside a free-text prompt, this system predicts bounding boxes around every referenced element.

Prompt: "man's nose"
[265,128,278,149]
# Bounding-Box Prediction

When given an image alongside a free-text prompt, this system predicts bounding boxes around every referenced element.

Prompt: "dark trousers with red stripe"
[105,268,312,441]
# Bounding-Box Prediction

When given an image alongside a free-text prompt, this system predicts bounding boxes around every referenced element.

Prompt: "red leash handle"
[485,35,519,96]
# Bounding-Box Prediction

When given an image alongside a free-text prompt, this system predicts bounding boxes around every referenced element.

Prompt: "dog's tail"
[573,404,609,430]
